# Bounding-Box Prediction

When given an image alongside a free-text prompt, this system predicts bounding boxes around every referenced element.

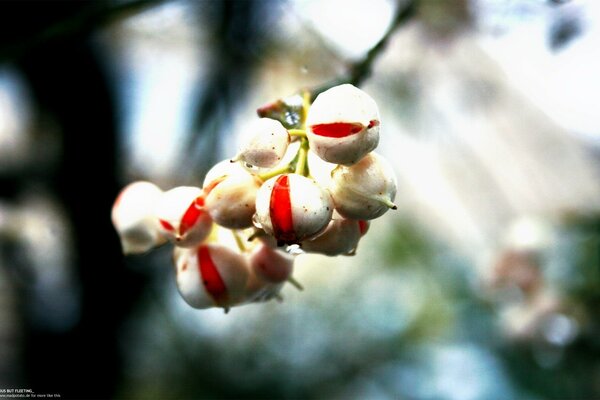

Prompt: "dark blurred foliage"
[1,2,142,398]
[0,1,273,398]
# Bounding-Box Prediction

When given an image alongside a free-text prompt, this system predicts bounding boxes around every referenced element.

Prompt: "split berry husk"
[306,84,380,166]
[173,243,249,310]
[329,152,397,220]
[254,173,333,245]
[204,168,262,229]
[232,118,291,168]
[155,186,213,248]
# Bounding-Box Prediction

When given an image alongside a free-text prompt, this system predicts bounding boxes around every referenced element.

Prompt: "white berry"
[233,118,290,168]
[173,243,249,310]
[111,181,166,254]
[301,218,363,256]
[155,186,213,248]
[204,169,262,229]
[254,174,333,244]
[306,84,380,165]
[330,152,397,220]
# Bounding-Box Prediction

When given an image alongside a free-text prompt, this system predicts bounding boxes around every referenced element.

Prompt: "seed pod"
[202,159,249,188]
[306,84,380,165]
[307,149,336,189]
[254,174,333,245]
[155,186,213,248]
[173,243,249,310]
[111,181,166,254]
[204,169,262,229]
[233,118,290,168]
[301,218,364,256]
[330,152,397,220]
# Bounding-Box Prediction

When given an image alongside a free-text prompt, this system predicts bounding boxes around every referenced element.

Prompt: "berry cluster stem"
[288,129,307,138]
[294,137,310,177]
[258,164,294,181]
[287,276,304,291]
[232,230,247,252]
[294,90,312,177]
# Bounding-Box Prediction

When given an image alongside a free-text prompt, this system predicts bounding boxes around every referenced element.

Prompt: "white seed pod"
[306,84,380,166]
[307,149,336,189]
[155,186,213,248]
[111,181,166,254]
[233,118,290,168]
[173,243,249,310]
[202,159,249,188]
[330,152,397,220]
[254,174,333,244]
[204,169,262,229]
[301,218,365,256]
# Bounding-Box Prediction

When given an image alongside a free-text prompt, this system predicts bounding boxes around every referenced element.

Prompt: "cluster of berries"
[111,84,397,312]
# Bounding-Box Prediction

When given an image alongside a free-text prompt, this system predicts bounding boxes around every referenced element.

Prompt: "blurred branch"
[185,0,272,178]
[0,0,169,62]
[311,0,418,99]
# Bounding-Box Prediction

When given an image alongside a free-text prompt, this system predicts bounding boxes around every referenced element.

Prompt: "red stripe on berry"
[179,196,206,236]
[203,176,226,195]
[270,175,295,242]
[198,245,227,303]
[159,219,175,232]
[310,122,365,138]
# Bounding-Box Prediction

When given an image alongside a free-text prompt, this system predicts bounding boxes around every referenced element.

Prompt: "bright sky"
[476,0,600,142]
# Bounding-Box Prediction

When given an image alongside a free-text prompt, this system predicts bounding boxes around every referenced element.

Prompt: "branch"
[310,0,418,99]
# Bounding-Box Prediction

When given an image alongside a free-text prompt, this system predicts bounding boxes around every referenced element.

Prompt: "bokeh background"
[1,0,600,399]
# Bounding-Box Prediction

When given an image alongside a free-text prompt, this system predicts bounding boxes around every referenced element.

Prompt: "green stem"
[258,164,294,181]
[301,91,310,129]
[232,230,247,252]
[287,276,304,291]
[288,129,307,137]
[309,0,418,99]
[294,138,310,177]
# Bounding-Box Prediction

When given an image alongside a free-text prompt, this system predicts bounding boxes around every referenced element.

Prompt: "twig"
[310,0,418,98]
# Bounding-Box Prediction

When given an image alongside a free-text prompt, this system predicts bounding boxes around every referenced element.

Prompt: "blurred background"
[0,0,600,398]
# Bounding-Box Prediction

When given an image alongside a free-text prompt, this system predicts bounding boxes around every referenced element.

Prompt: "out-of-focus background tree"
[1,0,600,399]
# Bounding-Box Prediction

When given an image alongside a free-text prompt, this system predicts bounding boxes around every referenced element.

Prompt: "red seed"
[179,196,206,236]
[159,219,175,232]
[310,122,365,138]
[270,175,295,242]
[198,245,227,302]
